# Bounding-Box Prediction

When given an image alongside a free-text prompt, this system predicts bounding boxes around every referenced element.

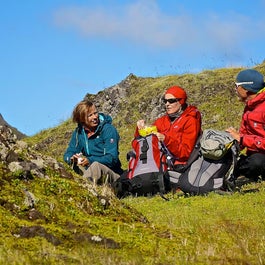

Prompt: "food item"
[139,125,157,137]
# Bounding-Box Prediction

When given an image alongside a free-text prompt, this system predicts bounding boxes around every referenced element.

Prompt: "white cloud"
[53,1,195,48]
[53,1,265,57]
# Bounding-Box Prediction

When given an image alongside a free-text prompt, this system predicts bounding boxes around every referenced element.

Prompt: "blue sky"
[1,0,265,136]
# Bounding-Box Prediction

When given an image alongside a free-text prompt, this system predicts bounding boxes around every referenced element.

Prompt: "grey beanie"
[236,69,265,93]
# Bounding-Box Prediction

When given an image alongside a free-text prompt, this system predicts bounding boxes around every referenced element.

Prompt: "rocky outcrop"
[0,113,26,139]
[83,73,165,129]
[0,124,137,248]
[84,73,137,119]
[0,125,72,181]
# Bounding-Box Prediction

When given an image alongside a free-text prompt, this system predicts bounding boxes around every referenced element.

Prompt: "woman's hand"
[71,153,90,166]
[155,132,165,142]
[225,127,240,142]
[137,120,145,129]
[78,157,90,166]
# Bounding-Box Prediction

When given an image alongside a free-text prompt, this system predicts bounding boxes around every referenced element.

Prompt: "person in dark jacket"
[64,99,123,185]
[226,69,265,182]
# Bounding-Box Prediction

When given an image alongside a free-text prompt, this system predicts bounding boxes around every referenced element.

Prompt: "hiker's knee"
[83,162,101,183]
[248,153,265,168]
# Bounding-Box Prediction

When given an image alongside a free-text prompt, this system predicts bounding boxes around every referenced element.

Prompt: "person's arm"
[240,134,265,152]
[63,130,81,164]
[161,116,201,162]
[225,127,240,141]
[134,120,145,137]
[237,117,265,151]
[227,118,265,151]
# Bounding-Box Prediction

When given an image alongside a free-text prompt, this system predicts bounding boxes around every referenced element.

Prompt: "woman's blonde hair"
[72,100,94,124]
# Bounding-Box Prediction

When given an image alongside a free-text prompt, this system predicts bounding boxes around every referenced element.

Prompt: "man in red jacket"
[226,69,265,182]
[136,85,202,169]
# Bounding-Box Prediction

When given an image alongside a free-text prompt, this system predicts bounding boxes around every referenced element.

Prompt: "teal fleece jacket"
[63,113,123,174]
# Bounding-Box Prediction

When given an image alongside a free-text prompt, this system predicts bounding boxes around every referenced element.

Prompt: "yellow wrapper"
[139,126,157,137]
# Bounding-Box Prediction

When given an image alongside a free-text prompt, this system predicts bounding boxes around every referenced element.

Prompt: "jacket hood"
[165,105,201,124]
[180,105,200,118]
[97,113,112,129]
[246,89,265,110]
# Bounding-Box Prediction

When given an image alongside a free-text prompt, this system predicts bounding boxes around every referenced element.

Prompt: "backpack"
[117,134,169,197]
[168,129,239,195]
[200,129,235,160]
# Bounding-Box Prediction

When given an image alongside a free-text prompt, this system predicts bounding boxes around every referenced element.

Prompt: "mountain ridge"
[0,113,26,139]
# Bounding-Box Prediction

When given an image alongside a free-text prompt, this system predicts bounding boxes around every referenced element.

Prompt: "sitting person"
[63,99,123,185]
[136,85,202,170]
[226,69,265,182]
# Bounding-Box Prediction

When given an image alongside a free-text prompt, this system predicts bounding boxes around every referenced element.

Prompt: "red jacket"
[240,90,265,154]
[135,105,201,164]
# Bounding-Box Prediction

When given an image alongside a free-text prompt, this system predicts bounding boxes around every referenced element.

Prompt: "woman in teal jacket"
[64,99,123,184]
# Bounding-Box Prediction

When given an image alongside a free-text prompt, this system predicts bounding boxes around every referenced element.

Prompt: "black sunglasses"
[163,98,179,104]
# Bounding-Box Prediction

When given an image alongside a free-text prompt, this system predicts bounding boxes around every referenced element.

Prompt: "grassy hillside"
[1,63,265,264]
[25,64,265,167]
